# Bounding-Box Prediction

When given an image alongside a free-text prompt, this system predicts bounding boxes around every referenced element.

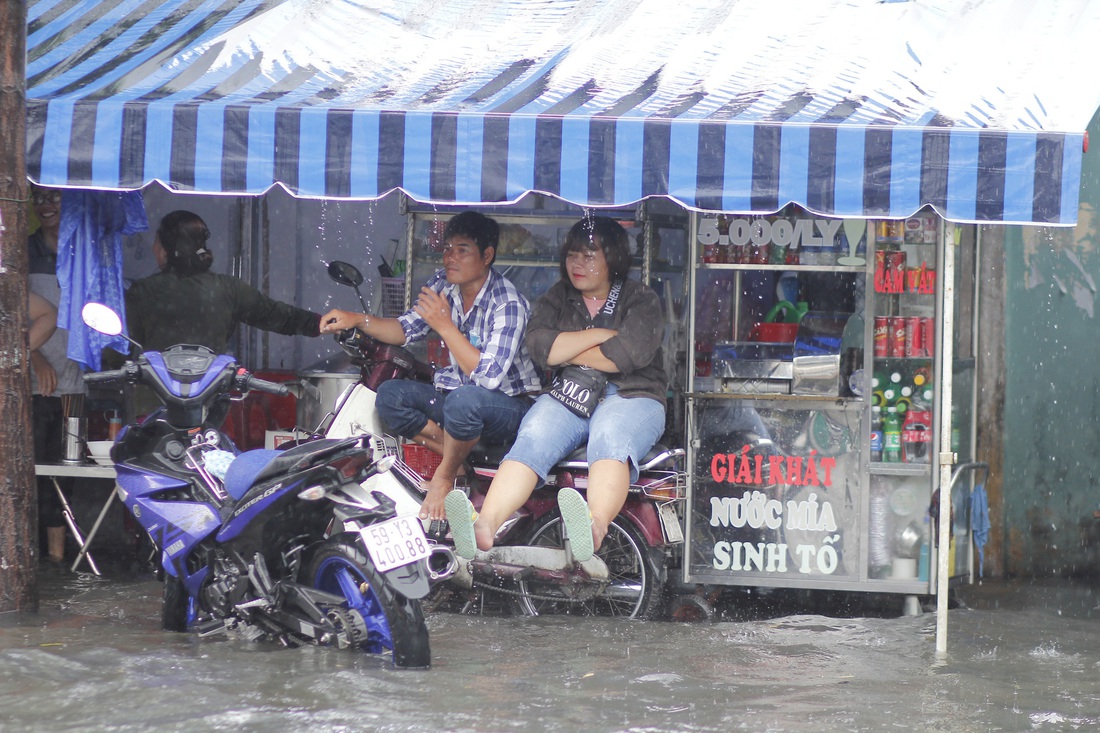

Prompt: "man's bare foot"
[419,475,454,521]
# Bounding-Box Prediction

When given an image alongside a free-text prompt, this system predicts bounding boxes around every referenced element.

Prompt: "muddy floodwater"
[0,563,1097,733]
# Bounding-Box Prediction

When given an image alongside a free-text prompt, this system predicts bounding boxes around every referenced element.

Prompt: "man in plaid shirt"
[321,211,540,521]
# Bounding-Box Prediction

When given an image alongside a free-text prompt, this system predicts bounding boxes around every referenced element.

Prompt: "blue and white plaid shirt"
[398,268,542,396]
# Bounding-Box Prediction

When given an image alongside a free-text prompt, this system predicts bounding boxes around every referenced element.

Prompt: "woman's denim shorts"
[503,383,666,484]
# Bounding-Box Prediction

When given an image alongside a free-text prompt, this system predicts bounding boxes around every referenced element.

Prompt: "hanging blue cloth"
[56,190,148,371]
[970,482,991,578]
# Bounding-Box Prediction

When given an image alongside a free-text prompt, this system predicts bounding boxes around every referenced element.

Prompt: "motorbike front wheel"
[304,537,431,669]
[162,573,190,632]
[514,513,665,620]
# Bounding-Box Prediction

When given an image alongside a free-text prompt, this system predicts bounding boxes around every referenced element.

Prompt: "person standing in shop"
[125,210,325,355]
[28,184,87,563]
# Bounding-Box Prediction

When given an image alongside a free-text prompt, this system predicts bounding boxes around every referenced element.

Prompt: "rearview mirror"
[81,302,123,336]
[328,261,364,288]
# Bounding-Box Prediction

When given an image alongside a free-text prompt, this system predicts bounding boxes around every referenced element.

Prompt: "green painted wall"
[1003,110,1100,576]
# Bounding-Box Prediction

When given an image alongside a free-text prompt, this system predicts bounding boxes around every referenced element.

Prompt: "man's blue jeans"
[375,380,530,444]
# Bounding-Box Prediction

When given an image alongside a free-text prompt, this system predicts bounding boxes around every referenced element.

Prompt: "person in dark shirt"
[125,210,323,354]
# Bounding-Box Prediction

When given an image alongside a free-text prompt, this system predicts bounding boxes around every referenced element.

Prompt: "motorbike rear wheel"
[514,513,665,620]
[304,537,431,669]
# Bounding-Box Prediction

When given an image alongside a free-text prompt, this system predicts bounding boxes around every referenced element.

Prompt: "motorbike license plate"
[359,515,431,572]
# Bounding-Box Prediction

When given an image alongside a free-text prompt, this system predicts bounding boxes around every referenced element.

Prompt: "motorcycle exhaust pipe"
[427,545,459,583]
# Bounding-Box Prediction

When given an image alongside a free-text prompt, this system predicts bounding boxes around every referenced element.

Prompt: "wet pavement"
[0,559,1096,732]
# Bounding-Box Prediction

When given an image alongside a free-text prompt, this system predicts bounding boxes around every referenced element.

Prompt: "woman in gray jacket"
[446,216,667,562]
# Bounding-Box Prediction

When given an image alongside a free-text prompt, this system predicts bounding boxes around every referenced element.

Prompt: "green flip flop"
[557,487,594,562]
[444,490,478,559]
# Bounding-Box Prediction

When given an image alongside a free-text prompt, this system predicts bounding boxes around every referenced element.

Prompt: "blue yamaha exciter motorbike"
[81,304,456,669]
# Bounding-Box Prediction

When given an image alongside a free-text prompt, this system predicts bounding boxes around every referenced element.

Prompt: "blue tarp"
[56,190,148,370]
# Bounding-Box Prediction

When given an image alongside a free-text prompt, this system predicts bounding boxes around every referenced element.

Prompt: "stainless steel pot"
[295,353,361,432]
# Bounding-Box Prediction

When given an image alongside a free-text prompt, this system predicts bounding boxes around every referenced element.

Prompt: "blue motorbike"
[81,304,456,669]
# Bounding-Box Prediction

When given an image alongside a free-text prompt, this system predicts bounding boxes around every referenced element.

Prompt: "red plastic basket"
[402,443,442,480]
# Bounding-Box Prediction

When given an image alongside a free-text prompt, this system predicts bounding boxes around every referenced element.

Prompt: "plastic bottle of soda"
[901,404,931,464]
[870,405,884,462]
[883,406,903,463]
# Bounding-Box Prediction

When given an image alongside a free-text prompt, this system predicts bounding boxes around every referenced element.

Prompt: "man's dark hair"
[158,210,214,276]
[558,216,633,283]
[443,211,500,265]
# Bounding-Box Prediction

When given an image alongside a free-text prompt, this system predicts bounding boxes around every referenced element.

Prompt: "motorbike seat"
[222,438,363,500]
[467,442,677,471]
[222,449,283,500]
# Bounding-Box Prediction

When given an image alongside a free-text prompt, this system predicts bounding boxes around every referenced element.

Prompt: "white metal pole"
[935,222,958,657]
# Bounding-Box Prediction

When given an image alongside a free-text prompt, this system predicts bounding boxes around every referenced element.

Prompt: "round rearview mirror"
[328,261,364,288]
[81,302,123,336]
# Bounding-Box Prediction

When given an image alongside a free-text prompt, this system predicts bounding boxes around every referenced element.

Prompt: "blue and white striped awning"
[26,0,1100,224]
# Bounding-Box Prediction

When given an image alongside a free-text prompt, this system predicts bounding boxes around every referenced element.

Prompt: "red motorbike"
[315,261,686,619]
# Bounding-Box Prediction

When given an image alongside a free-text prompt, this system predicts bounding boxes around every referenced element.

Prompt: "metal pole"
[935,222,958,657]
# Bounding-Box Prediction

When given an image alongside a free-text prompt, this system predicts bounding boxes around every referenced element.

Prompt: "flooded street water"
[1,563,1097,732]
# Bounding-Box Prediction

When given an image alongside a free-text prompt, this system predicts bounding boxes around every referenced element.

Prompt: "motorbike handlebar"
[83,367,133,385]
[242,374,291,396]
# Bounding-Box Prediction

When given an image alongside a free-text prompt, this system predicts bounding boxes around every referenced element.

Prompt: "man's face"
[441,234,493,287]
[31,187,62,231]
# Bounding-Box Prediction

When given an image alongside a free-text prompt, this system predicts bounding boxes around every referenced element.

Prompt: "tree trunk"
[0,0,37,612]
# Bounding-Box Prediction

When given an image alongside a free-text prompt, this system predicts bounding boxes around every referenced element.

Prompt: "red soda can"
[922,317,935,357]
[874,250,886,291]
[888,316,906,357]
[885,251,907,292]
[905,316,922,357]
[703,243,718,264]
[873,316,889,357]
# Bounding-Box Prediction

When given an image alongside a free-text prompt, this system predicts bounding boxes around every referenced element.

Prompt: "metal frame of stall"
[681,212,982,655]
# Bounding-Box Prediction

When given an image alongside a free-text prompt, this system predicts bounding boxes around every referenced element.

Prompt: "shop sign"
[699,216,842,249]
[702,446,843,576]
[874,255,937,294]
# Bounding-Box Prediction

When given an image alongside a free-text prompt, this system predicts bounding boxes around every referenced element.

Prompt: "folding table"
[34,462,118,575]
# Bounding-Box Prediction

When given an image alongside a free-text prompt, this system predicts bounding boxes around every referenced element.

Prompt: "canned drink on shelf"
[873,316,889,357]
[906,266,923,293]
[874,250,887,291]
[904,218,924,244]
[876,220,905,245]
[905,316,923,357]
[888,316,906,357]
[885,251,907,292]
[922,317,935,357]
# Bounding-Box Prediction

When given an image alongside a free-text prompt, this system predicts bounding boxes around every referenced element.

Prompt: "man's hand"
[413,287,454,335]
[30,350,57,396]
[320,308,366,334]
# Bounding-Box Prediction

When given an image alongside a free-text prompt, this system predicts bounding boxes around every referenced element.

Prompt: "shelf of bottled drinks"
[683,209,977,595]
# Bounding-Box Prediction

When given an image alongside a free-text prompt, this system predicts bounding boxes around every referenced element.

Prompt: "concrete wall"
[1001,110,1100,577]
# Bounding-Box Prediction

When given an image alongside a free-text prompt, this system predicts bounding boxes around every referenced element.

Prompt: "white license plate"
[359,515,431,572]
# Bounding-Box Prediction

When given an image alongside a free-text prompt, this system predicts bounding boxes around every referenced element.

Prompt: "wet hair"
[558,216,632,283]
[443,211,499,265]
[157,210,214,276]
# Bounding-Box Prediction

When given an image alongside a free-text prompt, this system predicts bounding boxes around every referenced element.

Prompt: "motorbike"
[79,303,456,669]
[309,261,686,619]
